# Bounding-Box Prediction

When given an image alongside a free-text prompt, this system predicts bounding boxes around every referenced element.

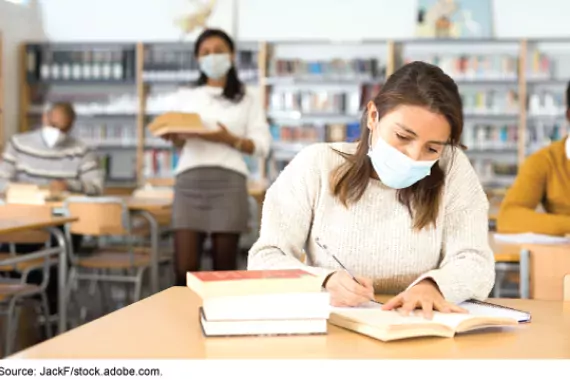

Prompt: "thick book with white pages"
[329,300,529,342]
[202,292,331,321]
[199,308,328,337]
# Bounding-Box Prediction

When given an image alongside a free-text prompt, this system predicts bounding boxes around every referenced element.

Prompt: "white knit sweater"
[247,142,495,304]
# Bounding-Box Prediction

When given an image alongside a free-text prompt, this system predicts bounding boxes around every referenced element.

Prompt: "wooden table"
[0,215,77,334]
[11,286,570,359]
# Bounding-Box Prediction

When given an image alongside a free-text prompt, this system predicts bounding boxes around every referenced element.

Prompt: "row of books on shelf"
[471,159,517,188]
[267,58,384,81]
[269,123,361,147]
[268,90,361,116]
[404,54,518,81]
[143,48,259,82]
[140,149,262,180]
[462,90,519,115]
[143,149,180,179]
[25,45,136,83]
[463,123,566,152]
[528,92,566,116]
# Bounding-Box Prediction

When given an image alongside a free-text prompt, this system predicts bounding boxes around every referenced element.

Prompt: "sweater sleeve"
[66,148,104,196]
[408,150,495,303]
[245,90,271,159]
[247,144,336,281]
[0,138,18,193]
[496,151,570,235]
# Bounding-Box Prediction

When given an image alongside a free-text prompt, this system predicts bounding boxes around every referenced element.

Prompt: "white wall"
[0,0,46,140]
[238,0,570,40]
[36,0,236,41]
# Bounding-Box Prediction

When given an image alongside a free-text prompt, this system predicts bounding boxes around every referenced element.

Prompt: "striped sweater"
[0,129,103,195]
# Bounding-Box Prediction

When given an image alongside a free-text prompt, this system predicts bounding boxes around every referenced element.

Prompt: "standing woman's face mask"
[366,103,451,189]
[196,36,234,80]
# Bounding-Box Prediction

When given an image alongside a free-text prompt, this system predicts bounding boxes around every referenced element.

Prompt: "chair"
[62,197,159,321]
[488,232,520,298]
[519,244,570,301]
[564,274,570,302]
[0,204,57,355]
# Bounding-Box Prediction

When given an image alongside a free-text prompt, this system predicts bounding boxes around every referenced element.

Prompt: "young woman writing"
[248,61,495,318]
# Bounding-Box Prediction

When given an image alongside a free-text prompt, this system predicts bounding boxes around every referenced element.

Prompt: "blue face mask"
[198,53,232,80]
[367,132,438,190]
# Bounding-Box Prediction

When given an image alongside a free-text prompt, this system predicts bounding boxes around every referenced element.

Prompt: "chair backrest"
[64,197,130,237]
[0,203,52,244]
[564,274,570,302]
[522,245,570,301]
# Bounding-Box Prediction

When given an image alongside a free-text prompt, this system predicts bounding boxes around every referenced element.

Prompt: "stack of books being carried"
[186,269,330,337]
[147,112,214,137]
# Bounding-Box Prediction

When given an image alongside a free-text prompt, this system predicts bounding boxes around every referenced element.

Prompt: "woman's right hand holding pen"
[324,271,375,307]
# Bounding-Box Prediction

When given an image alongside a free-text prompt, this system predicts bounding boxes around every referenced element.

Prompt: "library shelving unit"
[18,38,570,194]
[261,40,392,181]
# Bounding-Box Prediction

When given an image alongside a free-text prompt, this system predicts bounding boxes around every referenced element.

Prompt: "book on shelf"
[329,300,530,342]
[147,112,211,137]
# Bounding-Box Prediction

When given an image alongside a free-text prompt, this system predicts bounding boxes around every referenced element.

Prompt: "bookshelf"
[17,38,570,194]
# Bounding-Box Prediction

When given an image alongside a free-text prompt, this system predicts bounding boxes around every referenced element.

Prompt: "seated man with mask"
[0,102,103,195]
[0,102,103,321]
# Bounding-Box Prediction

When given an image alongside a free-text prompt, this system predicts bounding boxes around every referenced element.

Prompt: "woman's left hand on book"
[381,279,467,319]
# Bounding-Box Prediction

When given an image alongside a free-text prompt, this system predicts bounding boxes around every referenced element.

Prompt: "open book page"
[331,302,472,329]
[494,232,570,245]
[459,301,531,322]
[332,301,519,330]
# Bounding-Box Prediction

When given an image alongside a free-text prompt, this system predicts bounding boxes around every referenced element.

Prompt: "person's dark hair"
[50,102,76,125]
[194,28,245,103]
[566,80,570,109]
[329,61,464,231]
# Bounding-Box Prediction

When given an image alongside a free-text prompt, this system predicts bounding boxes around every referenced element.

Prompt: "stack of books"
[186,269,331,337]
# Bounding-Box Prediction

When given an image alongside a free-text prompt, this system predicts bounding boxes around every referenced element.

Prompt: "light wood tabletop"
[45,196,171,211]
[11,286,570,359]
[0,216,78,235]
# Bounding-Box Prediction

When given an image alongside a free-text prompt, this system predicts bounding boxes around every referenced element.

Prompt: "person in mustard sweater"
[497,128,570,236]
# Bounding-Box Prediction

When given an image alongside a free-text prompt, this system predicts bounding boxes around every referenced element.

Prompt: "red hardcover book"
[187,269,322,299]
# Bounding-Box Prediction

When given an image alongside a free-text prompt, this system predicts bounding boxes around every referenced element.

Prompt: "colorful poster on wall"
[415,0,493,38]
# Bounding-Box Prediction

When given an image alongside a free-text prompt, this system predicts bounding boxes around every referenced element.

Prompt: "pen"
[315,237,382,304]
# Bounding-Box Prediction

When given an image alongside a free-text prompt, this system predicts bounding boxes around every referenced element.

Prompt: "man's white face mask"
[42,125,65,148]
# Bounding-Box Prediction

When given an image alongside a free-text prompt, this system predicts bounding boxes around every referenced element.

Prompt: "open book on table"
[329,300,530,342]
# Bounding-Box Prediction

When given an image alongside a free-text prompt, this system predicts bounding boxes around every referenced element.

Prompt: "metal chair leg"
[4,298,19,356]
[133,267,147,302]
[39,292,52,339]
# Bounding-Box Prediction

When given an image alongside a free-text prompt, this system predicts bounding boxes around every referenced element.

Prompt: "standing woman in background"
[168,28,271,285]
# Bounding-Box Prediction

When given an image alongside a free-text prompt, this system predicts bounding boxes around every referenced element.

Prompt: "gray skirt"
[172,167,250,233]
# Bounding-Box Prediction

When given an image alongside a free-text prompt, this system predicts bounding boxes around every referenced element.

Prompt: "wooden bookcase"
[16,38,570,194]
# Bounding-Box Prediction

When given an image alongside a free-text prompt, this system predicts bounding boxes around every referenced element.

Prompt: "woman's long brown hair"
[330,61,464,231]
